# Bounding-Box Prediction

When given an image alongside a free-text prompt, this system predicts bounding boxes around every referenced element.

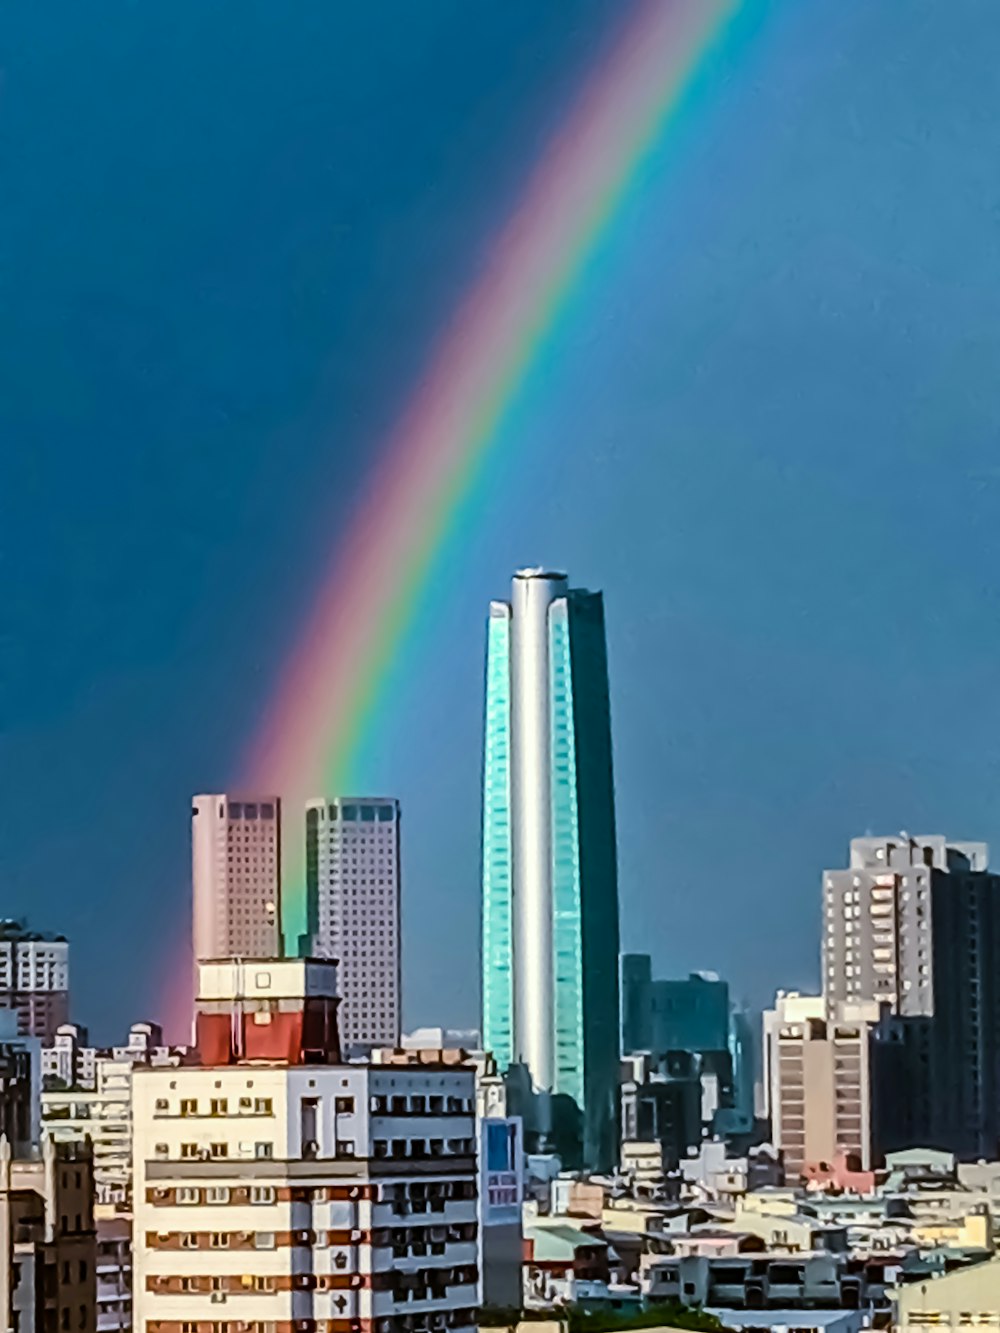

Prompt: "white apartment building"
[132,957,478,1333]
[43,1020,182,1091]
[44,1023,99,1089]
[43,1026,184,1207]
[133,1063,479,1333]
[306,798,401,1052]
[45,1059,136,1206]
[192,796,282,962]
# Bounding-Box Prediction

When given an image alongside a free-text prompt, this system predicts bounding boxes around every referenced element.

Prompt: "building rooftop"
[528,1222,608,1261]
[0,921,67,944]
[514,567,567,581]
[707,1312,865,1330]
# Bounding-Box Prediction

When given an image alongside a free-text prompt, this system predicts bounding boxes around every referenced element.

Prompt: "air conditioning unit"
[210,1293,228,1304]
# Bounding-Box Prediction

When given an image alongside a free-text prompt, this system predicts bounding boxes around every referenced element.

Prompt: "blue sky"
[4,1,1000,1039]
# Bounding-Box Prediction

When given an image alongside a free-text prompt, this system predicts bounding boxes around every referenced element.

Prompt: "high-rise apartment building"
[192,795,282,962]
[822,834,1000,1160]
[823,835,988,1017]
[481,568,620,1171]
[0,920,70,1040]
[761,992,825,1126]
[305,797,401,1053]
[133,958,478,1333]
[771,1006,873,1181]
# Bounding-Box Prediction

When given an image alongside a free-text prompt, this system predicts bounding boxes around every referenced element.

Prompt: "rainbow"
[243,0,745,945]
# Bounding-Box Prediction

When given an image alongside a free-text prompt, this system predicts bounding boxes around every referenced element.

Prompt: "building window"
[210,1233,230,1249]
[335,1096,355,1114]
[255,1142,273,1159]
[206,1187,230,1204]
[250,1186,275,1205]
[255,1232,276,1250]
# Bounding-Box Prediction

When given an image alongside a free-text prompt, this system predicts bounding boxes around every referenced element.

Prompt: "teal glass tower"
[481,569,620,1171]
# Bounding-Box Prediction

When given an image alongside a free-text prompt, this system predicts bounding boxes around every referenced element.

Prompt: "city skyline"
[6,2,1000,1036]
[8,2,1000,1328]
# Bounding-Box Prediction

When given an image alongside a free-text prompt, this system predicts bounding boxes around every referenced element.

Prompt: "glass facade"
[550,599,584,1113]
[480,575,620,1171]
[481,604,513,1073]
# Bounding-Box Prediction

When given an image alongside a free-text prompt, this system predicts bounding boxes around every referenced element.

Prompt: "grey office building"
[823,835,1000,1160]
[305,797,401,1055]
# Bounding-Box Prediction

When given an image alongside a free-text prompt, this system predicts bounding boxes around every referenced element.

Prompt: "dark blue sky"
[4,2,1000,1041]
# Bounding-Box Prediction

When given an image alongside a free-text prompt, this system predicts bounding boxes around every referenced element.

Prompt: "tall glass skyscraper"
[481,569,620,1171]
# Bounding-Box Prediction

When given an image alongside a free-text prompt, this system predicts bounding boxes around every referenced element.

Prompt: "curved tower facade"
[481,569,620,1171]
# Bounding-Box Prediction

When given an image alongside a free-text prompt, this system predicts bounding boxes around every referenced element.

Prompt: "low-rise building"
[911,1209,993,1254]
[524,1222,610,1307]
[681,1141,783,1201]
[729,1197,849,1254]
[894,1254,1000,1331]
[645,1251,892,1314]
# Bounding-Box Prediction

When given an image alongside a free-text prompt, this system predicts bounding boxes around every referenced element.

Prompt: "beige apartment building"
[192,796,282,963]
[773,1006,873,1180]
